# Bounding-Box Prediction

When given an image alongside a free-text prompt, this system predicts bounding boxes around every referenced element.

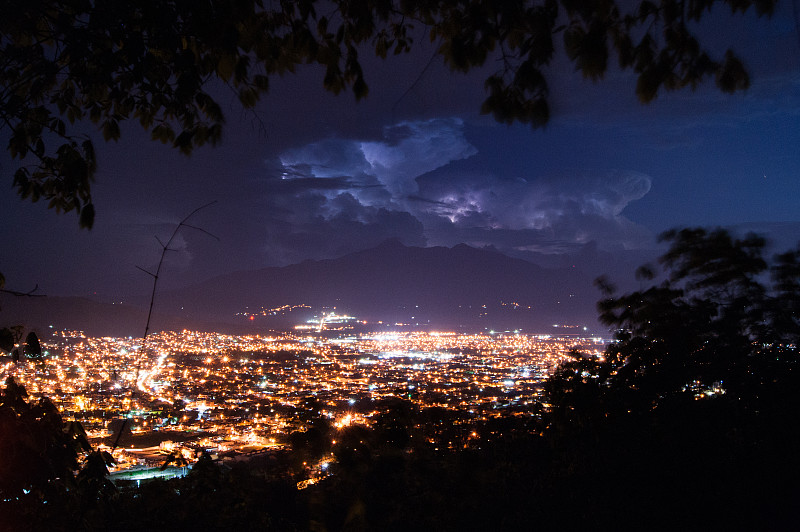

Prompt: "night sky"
[2,5,799,301]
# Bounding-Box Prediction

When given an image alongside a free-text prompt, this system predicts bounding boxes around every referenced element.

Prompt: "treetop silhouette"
[547,227,800,424]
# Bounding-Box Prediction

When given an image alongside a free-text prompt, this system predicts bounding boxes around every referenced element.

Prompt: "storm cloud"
[265,117,654,265]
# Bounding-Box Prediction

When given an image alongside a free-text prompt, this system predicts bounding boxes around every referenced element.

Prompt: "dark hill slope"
[160,240,600,332]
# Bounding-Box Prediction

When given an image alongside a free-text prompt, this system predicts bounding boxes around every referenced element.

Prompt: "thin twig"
[0,285,45,297]
[392,42,440,116]
[135,201,218,383]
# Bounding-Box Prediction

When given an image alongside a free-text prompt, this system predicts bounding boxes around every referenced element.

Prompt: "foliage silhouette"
[0,376,118,531]
[548,227,799,417]
[22,331,42,359]
[3,0,772,227]
[543,227,800,529]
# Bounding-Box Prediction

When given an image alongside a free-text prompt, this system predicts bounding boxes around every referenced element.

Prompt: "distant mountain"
[1,241,606,337]
[158,240,603,334]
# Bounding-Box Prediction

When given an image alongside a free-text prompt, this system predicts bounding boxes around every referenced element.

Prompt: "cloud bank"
[262,117,653,265]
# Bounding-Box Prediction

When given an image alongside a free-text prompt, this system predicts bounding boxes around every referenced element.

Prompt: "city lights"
[0,329,605,472]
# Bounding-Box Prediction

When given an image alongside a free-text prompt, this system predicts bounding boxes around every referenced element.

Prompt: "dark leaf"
[79,202,95,229]
[23,332,42,359]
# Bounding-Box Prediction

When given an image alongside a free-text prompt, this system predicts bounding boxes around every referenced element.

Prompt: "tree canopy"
[547,227,800,426]
[540,228,800,528]
[2,0,773,227]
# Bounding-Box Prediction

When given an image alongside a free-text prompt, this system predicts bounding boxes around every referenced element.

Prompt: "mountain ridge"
[1,240,603,336]
[159,240,600,332]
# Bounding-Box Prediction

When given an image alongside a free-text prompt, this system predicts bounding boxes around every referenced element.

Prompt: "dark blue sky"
[1,4,799,300]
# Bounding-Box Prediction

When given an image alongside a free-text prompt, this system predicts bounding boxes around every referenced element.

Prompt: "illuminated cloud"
[416,169,653,254]
[359,119,478,197]
[260,118,477,263]
[266,117,653,265]
[277,117,477,205]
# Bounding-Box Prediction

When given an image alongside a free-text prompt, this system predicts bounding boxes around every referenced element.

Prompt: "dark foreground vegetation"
[2,227,799,531]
